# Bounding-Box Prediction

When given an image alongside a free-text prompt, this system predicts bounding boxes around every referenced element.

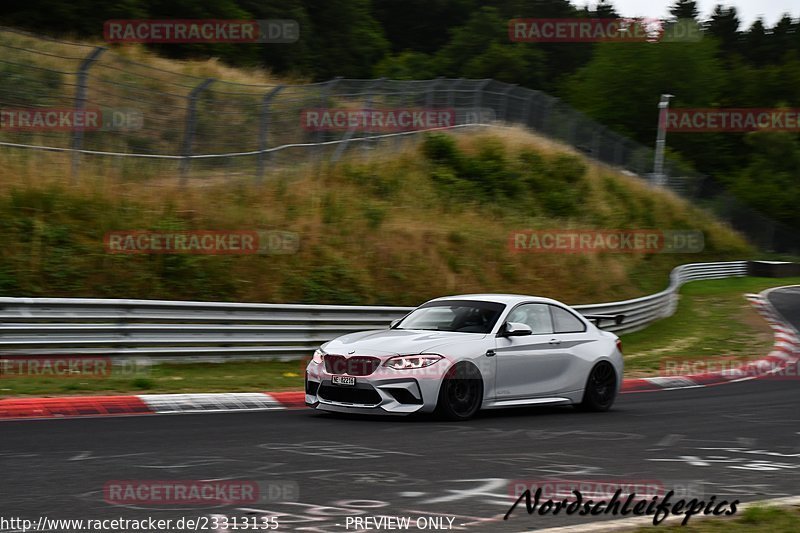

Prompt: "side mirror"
[389,319,401,329]
[502,321,533,337]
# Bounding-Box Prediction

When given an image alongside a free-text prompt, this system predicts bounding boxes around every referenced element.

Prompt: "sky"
[584,0,799,27]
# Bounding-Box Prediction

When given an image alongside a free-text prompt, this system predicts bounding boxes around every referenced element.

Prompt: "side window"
[551,305,587,333]
[506,304,554,334]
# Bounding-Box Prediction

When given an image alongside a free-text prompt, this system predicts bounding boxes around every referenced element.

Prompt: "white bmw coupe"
[305,294,624,420]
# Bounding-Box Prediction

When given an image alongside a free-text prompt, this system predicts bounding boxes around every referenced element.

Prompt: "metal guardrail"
[0,261,748,362]
[577,261,748,334]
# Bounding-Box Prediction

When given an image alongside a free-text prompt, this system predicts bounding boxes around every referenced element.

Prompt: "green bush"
[132,378,154,390]
[0,62,61,107]
[362,202,386,230]
[300,259,366,304]
[422,135,586,211]
[547,154,586,183]
[421,133,463,168]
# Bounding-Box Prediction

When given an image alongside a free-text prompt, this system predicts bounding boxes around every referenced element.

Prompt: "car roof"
[426,293,567,307]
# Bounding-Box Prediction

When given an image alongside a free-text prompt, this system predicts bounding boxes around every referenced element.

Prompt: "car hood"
[322,329,488,356]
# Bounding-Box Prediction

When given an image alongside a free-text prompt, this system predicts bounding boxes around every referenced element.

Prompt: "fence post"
[540,96,557,135]
[472,79,492,125]
[256,85,284,183]
[426,76,444,109]
[315,77,342,157]
[592,129,601,159]
[180,78,214,182]
[447,78,465,109]
[331,78,385,163]
[521,90,536,128]
[71,46,105,181]
[568,115,579,145]
[500,83,517,122]
[614,139,624,166]
[361,77,385,153]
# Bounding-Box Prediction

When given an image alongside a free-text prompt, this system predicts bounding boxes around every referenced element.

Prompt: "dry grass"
[0,125,751,306]
[1,28,292,86]
[0,26,752,305]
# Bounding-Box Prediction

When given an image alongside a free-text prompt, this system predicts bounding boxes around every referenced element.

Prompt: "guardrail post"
[71,46,105,182]
[180,78,214,182]
[256,85,284,183]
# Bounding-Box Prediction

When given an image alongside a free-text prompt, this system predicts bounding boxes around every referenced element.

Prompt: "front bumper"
[305,361,445,415]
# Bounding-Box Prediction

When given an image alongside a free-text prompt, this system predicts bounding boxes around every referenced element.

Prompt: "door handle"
[548,338,561,345]
[486,349,496,357]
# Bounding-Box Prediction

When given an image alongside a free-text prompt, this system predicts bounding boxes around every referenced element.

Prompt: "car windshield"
[394,300,505,334]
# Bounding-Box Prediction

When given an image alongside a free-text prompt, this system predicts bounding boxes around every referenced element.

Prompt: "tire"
[435,363,483,421]
[576,361,617,412]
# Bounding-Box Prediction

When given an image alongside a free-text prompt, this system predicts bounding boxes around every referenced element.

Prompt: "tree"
[669,0,699,21]
[729,132,800,229]
[565,38,723,141]
[744,19,771,65]
[768,15,795,63]
[373,51,437,80]
[235,0,312,75]
[594,0,618,18]
[705,5,742,59]
[372,0,476,54]
[300,0,389,79]
[434,7,545,87]
[461,42,545,88]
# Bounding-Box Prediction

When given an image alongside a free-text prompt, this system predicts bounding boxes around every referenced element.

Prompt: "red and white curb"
[621,288,800,394]
[2,287,797,420]
[0,391,305,420]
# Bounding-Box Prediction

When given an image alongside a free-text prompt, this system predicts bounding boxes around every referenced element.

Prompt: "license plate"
[331,375,356,386]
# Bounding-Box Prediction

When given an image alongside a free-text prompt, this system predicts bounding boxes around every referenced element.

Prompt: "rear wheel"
[576,361,617,412]
[435,363,483,420]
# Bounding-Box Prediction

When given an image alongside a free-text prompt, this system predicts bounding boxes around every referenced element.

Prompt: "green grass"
[1,276,797,398]
[639,505,800,531]
[0,360,305,398]
[621,276,800,374]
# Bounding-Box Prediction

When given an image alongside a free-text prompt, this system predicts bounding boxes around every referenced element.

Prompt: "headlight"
[312,349,325,364]
[384,354,443,370]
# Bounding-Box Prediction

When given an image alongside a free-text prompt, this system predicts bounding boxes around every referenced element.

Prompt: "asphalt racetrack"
[1,287,798,532]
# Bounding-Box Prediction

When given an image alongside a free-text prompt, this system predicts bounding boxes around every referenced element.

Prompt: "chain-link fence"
[0,26,797,252]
